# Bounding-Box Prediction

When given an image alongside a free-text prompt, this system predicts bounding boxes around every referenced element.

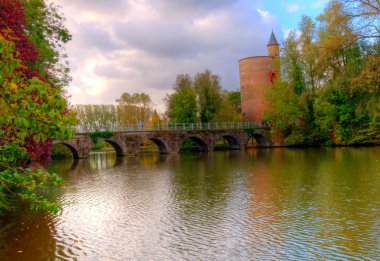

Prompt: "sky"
[54,0,329,111]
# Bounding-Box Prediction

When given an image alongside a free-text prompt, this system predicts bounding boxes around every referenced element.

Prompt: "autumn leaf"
[11,82,18,90]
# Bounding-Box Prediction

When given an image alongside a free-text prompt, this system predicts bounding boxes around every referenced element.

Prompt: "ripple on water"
[3,150,377,260]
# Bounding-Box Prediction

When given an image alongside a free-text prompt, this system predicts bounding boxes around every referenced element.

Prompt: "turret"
[267,31,280,78]
[267,31,279,58]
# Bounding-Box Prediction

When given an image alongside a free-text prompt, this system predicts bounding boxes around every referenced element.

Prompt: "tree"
[212,90,242,122]
[194,70,222,123]
[340,0,380,39]
[73,104,119,132]
[166,74,198,123]
[116,92,153,125]
[151,110,160,125]
[281,31,306,95]
[317,1,359,80]
[264,81,310,144]
[298,16,321,92]
[226,90,241,114]
[22,0,72,88]
[0,0,75,213]
[166,71,242,123]
[351,45,380,94]
[0,33,75,213]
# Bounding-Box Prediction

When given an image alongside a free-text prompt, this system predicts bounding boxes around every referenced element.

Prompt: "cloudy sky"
[55,0,328,111]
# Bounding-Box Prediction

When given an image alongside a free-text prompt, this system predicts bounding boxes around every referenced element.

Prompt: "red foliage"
[0,0,39,74]
[25,137,53,165]
[269,71,276,84]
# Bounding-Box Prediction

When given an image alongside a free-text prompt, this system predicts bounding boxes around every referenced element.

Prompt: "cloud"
[256,8,269,18]
[55,0,128,21]
[312,0,328,8]
[286,4,300,13]
[55,0,280,111]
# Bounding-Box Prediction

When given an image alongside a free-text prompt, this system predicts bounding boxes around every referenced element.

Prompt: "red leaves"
[269,71,276,84]
[25,137,53,165]
[0,0,25,29]
[0,0,39,69]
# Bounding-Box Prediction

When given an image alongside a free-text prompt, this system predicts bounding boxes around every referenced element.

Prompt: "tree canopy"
[165,70,241,123]
[116,92,154,126]
[165,74,198,123]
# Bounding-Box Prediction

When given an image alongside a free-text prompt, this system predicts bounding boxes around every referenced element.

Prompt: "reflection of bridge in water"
[55,122,272,159]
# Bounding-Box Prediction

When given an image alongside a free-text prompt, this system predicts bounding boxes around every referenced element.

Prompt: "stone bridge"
[54,127,272,159]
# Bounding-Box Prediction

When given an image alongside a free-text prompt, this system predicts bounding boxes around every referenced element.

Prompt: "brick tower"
[239,32,279,122]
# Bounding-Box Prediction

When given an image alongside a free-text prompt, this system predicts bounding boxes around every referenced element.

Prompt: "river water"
[0,147,379,260]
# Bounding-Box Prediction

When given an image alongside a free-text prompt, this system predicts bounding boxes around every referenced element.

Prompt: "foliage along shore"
[263,0,379,147]
[0,0,75,214]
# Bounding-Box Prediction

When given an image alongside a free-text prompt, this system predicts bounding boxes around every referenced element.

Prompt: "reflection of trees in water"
[0,212,56,260]
[245,147,380,258]
[171,150,244,213]
[245,148,271,160]
[137,153,169,165]
[2,148,379,260]
[48,157,77,175]
[48,153,119,187]
[163,150,256,255]
[88,152,118,172]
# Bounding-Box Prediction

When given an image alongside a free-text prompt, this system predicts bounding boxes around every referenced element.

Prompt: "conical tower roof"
[267,31,279,46]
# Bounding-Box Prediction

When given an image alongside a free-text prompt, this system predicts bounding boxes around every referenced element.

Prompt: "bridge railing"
[74,121,269,133]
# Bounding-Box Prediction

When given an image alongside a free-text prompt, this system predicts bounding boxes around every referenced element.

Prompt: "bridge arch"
[180,135,209,152]
[252,133,270,147]
[54,142,80,159]
[216,134,241,150]
[149,138,169,153]
[103,139,125,157]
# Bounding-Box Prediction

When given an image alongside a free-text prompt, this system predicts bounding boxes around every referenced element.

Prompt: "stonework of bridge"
[54,128,272,159]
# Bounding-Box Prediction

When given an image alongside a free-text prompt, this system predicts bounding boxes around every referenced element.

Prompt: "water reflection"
[0,148,379,260]
[0,212,56,260]
[47,157,77,173]
[245,148,380,260]
[88,152,119,172]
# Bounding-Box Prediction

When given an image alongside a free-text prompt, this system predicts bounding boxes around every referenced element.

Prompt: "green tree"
[226,90,241,114]
[166,74,198,123]
[194,70,222,123]
[281,31,306,95]
[298,16,321,92]
[22,0,72,87]
[213,90,242,122]
[166,71,242,123]
[264,81,307,144]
